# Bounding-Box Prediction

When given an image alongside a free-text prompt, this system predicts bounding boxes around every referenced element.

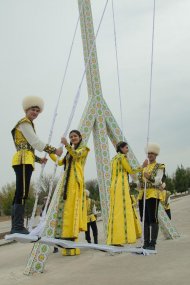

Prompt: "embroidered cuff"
[44,144,56,154]
[35,156,42,164]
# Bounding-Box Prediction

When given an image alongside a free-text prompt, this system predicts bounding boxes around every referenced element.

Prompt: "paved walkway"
[0,220,11,234]
[0,196,189,285]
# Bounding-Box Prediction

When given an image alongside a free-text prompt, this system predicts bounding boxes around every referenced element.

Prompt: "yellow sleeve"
[65,144,90,158]
[121,155,142,174]
[49,154,64,166]
[131,195,137,206]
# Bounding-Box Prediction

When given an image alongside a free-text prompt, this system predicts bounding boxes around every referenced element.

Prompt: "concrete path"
[0,196,189,285]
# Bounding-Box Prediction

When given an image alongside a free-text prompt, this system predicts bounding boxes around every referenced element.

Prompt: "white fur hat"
[22,96,44,113]
[145,143,160,155]
[85,189,90,197]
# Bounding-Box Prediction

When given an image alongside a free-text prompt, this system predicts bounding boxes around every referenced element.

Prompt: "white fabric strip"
[5,235,157,255]
[153,169,164,185]
[142,0,157,245]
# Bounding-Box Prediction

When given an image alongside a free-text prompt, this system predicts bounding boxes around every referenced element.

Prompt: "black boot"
[11,204,29,234]
[148,223,159,250]
[53,247,59,253]
[94,236,98,244]
[143,223,150,249]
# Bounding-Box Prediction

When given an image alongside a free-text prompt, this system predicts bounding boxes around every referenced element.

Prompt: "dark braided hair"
[116,141,128,154]
[63,130,82,200]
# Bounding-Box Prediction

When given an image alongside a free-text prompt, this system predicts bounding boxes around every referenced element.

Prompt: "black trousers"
[13,164,33,205]
[139,198,159,225]
[165,209,171,220]
[85,221,98,244]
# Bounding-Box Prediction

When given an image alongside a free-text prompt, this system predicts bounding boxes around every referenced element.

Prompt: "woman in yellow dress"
[107,141,145,245]
[50,130,90,255]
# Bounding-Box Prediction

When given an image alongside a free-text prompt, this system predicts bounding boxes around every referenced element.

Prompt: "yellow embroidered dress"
[130,195,142,238]
[107,153,142,245]
[51,144,90,239]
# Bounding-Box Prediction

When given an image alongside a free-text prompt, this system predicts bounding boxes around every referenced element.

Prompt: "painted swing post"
[77,0,111,233]
[23,0,179,275]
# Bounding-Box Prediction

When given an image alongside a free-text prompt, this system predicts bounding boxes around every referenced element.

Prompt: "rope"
[111,0,124,140]
[141,0,156,245]
[43,0,110,215]
[28,1,85,232]
[29,0,110,233]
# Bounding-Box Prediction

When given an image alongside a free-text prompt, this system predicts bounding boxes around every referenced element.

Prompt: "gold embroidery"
[44,144,56,154]
[12,118,36,167]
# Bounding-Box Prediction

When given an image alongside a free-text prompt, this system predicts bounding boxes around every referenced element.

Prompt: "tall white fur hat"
[145,143,160,155]
[85,189,90,197]
[22,96,44,113]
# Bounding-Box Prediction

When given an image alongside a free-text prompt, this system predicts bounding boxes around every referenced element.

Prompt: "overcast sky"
[0,0,189,188]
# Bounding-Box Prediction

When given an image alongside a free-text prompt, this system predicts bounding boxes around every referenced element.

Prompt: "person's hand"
[144,172,150,179]
[159,185,164,191]
[55,147,63,157]
[41,157,48,164]
[61,137,68,146]
[159,183,166,191]
[142,159,148,168]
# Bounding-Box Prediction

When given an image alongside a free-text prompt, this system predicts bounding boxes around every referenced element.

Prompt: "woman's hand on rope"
[142,159,148,168]
[144,172,151,180]
[159,182,166,191]
[55,147,63,157]
[61,137,68,146]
